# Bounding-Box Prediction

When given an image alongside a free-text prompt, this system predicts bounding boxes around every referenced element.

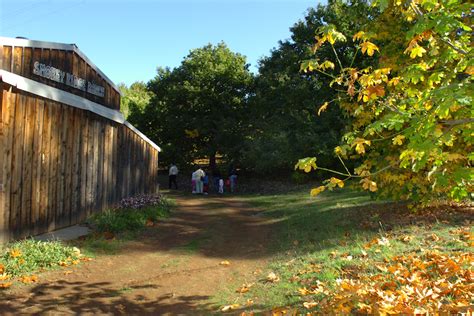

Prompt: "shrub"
[88,198,171,234]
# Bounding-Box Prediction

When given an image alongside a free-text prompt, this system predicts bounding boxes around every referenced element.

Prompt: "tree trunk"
[209,152,216,170]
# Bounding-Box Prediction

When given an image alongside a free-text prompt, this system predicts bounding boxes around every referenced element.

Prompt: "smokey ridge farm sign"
[33,61,105,97]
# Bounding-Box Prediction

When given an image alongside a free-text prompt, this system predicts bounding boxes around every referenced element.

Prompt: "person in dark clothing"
[212,168,222,193]
[168,163,178,189]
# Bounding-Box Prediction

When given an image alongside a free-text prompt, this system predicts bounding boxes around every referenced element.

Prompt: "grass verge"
[219,189,473,314]
[0,239,84,288]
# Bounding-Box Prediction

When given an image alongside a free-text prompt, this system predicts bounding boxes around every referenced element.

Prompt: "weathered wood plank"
[2,46,12,72]
[31,98,44,235]
[22,47,32,78]
[79,111,89,221]
[10,93,26,238]
[96,119,104,212]
[70,108,81,224]
[21,94,35,236]
[47,101,59,232]
[86,114,95,216]
[39,99,52,234]
[12,46,22,75]
[63,106,74,227]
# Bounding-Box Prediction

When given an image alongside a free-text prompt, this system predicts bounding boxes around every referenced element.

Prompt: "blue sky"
[1,0,321,85]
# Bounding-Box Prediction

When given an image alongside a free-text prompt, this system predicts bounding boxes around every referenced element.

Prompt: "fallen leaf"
[64,270,73,275]
[221,304,240,312]
[377,237,390,246]
[220,260,231,266]
[430,233,440,242]
[236,283,254,293]
[303,301,318,309]
[10,249,21,258]
[0,282,12,289]
[145,219,154,227]
[267,272,280,283]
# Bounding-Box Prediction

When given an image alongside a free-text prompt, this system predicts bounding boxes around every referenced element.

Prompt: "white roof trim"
[0,36,122,95]
[1,70,161,152]
[124,122,162,152]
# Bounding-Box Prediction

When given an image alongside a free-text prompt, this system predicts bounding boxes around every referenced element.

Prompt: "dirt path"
[0,192,275,315]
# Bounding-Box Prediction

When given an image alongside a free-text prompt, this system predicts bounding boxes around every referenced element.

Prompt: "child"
[203,174,209,195]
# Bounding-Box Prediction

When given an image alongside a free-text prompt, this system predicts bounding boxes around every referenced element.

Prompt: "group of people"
[168,163,237,195]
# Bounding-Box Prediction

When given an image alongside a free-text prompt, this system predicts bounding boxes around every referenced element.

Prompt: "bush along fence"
[0,37,161,242]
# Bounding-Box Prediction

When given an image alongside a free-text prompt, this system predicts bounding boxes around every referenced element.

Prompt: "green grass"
[220,188,473,311]
[0,239,82,278]
[88,202,171,235]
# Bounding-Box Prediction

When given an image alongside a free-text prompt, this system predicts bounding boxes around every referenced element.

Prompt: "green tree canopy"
[130,42,254,168]
[118,81,153,119]
[242,0,378,175]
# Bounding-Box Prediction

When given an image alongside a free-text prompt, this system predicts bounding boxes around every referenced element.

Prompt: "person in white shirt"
[192,168,205,194]
[168,163,179,189]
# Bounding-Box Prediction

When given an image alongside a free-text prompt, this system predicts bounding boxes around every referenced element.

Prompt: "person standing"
[192,167,205,194]
[168,163,179,189]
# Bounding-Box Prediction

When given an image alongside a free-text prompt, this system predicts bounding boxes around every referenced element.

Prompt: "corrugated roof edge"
[0,36,122,96]
[0,69,161,152]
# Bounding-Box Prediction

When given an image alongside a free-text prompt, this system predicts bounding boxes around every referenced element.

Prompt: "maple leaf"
[352,138,371,154]
[310,186,326,197]
[353,31,366,41]
[407,45,427,59]
[392,135,405,145]
[360,178,378,192]
[366,85,385,100]
[361,41,379,56]
[329,177,345,188]
[317,102,329,116]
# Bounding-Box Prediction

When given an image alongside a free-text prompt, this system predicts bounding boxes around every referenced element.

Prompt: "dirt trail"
[0,192,275,315]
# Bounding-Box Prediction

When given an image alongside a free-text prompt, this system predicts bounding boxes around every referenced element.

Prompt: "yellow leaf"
[220,260,231,266]
[392,135,405,145]
[329,177,344,188]
[408,45,427,58]
[353,31,365,41]
[267,272,280,283]
[303,301,318,309]
[310,186,326,197]
[352,138,371,154]
[361,41,379,56]
[221,304,240,312]
[318,102,329,116]
[360,178,377,192]
[10,249,21,258]
[465,65,474,75]
[0,282,12,289]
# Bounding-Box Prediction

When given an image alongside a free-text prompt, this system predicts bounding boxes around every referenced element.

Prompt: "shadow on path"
[0,191,275,315]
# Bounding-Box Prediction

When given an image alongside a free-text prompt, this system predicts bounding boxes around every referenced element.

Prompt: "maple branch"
[440,118,474,126]
[409,1,468,55]
[330,43,344,71]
